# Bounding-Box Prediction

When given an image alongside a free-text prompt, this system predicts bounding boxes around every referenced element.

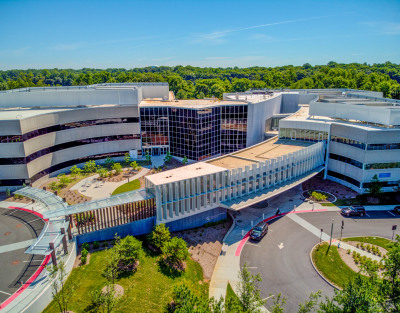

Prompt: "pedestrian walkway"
[70,167,150,200]
[151,155,165,168]
[0,239,35,254]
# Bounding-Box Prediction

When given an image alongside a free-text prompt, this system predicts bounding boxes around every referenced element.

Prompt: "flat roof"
[208,156,257,169]
[231,137,313,162]
[0,108,73,120]
[146,162,227,185]
[140,99,247,109]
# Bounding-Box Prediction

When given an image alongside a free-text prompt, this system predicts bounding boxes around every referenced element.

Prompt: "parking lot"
[240,210,399,311]
[0,207,45,304]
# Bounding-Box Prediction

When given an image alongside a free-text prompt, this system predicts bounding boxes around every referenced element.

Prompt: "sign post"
[329,219,334,246]
[340,220,344,241]
[393,225,397,241]
[320,228,323,245]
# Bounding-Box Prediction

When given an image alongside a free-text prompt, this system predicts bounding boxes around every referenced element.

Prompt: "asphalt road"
[240,210,400,312]
[0,207,45,304]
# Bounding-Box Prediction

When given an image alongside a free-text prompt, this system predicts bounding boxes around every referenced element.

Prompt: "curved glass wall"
[279,128,328,142]
[0,134,139,165]
[0,117,139,143]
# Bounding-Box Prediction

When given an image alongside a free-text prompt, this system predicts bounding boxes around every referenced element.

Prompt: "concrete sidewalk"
[70,167,150,200]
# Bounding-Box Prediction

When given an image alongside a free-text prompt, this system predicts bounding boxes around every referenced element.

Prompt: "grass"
[43,247,208,313]
[312,242,358,289]
[226,282,240,303]
[342,236,393,250]
[112,179,141,195]
[321,203,336,207]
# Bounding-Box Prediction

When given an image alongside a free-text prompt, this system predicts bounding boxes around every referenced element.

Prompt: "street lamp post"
[329,219,334,246]
[340,220,344,241]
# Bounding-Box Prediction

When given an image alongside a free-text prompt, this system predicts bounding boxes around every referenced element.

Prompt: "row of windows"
[279,128,328,142]
[0,117,139,143]
[330,136,366,149]
[367,143,400,150]
[329,153,363,169]
[327,170,361,188]
[29,151,128,183]
[365,162,400,170]
[363,181,399,188]
[0,134,139,165]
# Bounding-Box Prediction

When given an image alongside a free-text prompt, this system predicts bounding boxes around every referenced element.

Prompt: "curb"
[309,243,340,290]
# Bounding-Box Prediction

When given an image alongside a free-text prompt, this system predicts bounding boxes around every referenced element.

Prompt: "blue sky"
[0,0,399,69]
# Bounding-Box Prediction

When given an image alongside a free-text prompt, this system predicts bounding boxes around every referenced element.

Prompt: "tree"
[104,246,121,285]
[91,282,121,313]
[57,173,70,188]
[124,152,131,165]
[367,174,382,198]
[104,157,115,170]
[70,165,82,179]
[235,263,265,313]
[164,150,172,163]
[148,223,171,250]
[83,160,97,174]
[182,156,188,165]
[97,166,109,178]
[145,151,151,164]
[130,161,141,171]
[112,163,122,175]
[161,237,189,268]
[47,261,74,313]
[118,235,142,267]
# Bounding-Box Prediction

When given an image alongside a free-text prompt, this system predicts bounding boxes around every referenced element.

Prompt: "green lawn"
[342,236,393,250]
[226,282,240,303]
[112,179,140,195]
[43,248,208,313]
[312,242,358,289]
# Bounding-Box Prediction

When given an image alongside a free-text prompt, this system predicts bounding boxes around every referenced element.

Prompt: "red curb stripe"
[0,207,51,310]
[234,209,327,257]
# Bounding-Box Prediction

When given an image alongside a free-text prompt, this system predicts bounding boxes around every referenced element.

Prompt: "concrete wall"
[246,94,282,146]
[281,93,300,113]
[165,207,227,232]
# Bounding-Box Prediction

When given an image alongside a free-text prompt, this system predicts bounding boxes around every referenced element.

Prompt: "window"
[327,170,361,188]
[329,153,363,169]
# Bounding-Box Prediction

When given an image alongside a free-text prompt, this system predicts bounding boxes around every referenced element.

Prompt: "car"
[394,206,400,214]
[341,206,366,217]
[250,221,269,241]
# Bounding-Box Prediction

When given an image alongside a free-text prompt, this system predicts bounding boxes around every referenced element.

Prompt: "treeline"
[1,61,400,99]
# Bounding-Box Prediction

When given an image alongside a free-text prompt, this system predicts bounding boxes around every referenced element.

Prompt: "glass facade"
[367,143,400,150]
[365,162,400,170]
[279,128,328,142]
[327,170,361,188]
[329,153,363,169]
[29,151,128,183]
[169,107,221,161]
[140,105,247,161]
[0,134,139,165]
[221,105,248,154]
[330,136,366,150]
[140,108,169,147]
[0,117,139,143]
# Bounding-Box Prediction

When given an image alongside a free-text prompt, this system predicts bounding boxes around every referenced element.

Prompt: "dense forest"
[1,61,400,99]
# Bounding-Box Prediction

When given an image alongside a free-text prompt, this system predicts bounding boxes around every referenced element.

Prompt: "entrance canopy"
[14,187,68,212]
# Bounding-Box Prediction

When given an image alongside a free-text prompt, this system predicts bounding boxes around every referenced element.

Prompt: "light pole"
[340,220,344,241]
[329,219,334,246]
[320,228,323,245]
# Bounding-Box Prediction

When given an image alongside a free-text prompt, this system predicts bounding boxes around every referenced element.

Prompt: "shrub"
[112,163,122,175]
[103,241,109,248]
[161,237,189,267]
[81,256,87,265]
[356,243,360,248]
[81,248,89,258]
[366,244,371,252]
[360,243,365,249]
[310,191,328,202]
[82,243,90,251]
[148,224,171,250]
[93,241,100,249]
[347,249,351,254]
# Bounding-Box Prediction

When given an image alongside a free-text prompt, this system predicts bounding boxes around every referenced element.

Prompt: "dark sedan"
[250,221,269,241]
[341,206,366,217]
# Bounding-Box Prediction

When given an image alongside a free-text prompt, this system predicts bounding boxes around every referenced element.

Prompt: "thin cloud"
[361,21,400,35]
[192,15,333,44]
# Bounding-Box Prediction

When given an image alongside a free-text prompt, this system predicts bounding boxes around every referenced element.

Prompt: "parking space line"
[387,211,395,217]
[0,290,12,295]
[365,213,370,217]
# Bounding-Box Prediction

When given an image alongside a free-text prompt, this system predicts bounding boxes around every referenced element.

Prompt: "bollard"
[251,220,253,227]
[312,203,315,211]
[294,205,296,212]
[242,230,245,236]
[262,213,265,220]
